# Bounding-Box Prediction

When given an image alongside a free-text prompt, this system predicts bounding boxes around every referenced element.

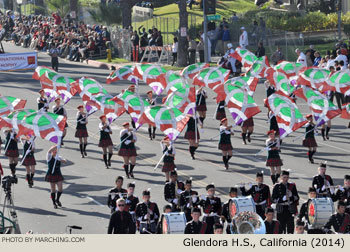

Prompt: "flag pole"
[52,138,61,175]
[292,127,316,143]
[154,141,172,171]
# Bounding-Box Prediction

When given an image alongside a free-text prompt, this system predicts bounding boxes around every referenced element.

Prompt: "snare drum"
[162,212,187,234]
[308,198,334,228]
[229,197,256,220]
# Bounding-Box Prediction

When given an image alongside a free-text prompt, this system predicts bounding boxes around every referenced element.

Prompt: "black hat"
[142,189,151,196]
[229,187,237,193]
[281,170,289,176]
[296,220,305,227]
[338,201,346,208]
[214,223,223,230]
[206,184,215,191]
[115,176,124,182]
[319,162,327,168]
[265,207,274,214]
[308,187,316,193]
[185,178,192,185]
[127,182,135,188]
[344,175,350,180]
[256,171,264,178]
[163,204,172,212]
[170,170,178,176]
[192,207,201,214]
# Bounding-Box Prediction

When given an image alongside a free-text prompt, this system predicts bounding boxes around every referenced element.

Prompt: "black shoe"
[108,160,111,167]
[129,173,134,178]
[53,203,58,209]
[309,159,314,164]
[61,141,64,146]
[81,153,85,158]
[247,136,251,143]
[242,140,247,145]
[225,163,229,170]
[326,135,329,140]
[56,200,62,207]
[126,173,130,179]
[84,151,87,156]
[152,133,156,139]
[191,155,195,160]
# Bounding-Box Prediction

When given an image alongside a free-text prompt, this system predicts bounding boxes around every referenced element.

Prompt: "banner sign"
[0,52,38,71]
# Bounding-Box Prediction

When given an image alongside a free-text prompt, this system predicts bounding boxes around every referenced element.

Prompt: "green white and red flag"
[341,103,350,119]
[274,61,304,78]
[229,47,258,68]
[297,67,330,90]
[0,96,27,116]
[133,63,167,95]
[193,67,230,94]
[0,109,36,134]
[266,69,295,97]
[180,63,210,80]
[246,56,271,78]
[106,65,138,84]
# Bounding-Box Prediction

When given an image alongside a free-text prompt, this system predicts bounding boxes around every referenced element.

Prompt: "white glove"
[192,195,198,203]
[321,185,326,191]
[26,149,32,155]
[283,195,287,201]
[177,189,182,194]
[339,186,345,192]
[247,182,253,189]
[186,203,190,208]
[124,140,131,145]
[173,198,178,205]
[330,187,335,195]
[201,195,206,200]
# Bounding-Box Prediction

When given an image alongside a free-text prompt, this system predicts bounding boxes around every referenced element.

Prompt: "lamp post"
[17,0,23,21]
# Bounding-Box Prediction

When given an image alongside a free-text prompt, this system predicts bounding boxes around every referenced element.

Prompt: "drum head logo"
[162,217,168,234]
[28,56,36,65]
[308,203,315,224]
[230,203,237,217]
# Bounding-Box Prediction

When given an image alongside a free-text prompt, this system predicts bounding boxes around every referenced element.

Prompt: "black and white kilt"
[98,138,113,148]
[303,137,318,147]
[266,158,283,167]
[118,148,137,157]
[218,143,233,151]
[22,156,36,166]
[162,161,176,172]
[75,129,89,138]
[45,174,64,183]
[5,149,19,158]
[184,130,200,140]
[196,104,207,112]
[216,111,226,121]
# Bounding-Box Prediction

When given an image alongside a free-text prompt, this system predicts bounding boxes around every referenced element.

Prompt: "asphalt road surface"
[0,42,349,234]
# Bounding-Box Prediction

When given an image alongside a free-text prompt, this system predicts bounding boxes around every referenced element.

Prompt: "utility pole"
[337,0,342,40]
[203,0,209,63]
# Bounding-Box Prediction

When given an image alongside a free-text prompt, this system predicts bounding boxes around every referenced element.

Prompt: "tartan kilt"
[242,117,254,127]
[196,104,207,112]
[184,130,200,140]
[45,174,64,183]
[98,139,113,147]
[266,158,283,167]
[218,143,233,151]
[162,161,176,172]
[22,156,36,166]
[118,148,137,157]
[303,137,318,147]
[5,149,19,158]
[216,111,226,121]
[75,129,89,138]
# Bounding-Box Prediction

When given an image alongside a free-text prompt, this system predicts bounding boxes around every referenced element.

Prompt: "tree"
[88,3,123,26]
[120,0,138,28]
[177,0,189,67]
[46,0,70,17]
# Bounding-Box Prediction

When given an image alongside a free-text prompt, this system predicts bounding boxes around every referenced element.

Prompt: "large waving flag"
[133,64,167,95]
[341,103,350,119]
[294,86,341,126]
[266,69,295,97]
[297,68,330,90]
[274,61,304,78]
[0,109,36,132]
[229,47,257,68]
[322,70,350,94]
[106,65,137,84]
[32,66,55,80]
[138,105,189,141]
[92,93,126,123]
[246,56,271,78]
[266,92,307,138]
[74,77,108,102]
[180,63,210,80]
[224,75,259,97]
[193,67,230,94]
[0,96,27,116]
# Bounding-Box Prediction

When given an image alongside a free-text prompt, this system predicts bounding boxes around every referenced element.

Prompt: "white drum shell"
[229,196,256,219]
[163,212,187,234]
[308,198,334,228]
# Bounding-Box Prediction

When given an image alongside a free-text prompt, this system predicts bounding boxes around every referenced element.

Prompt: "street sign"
[207,15,221,21]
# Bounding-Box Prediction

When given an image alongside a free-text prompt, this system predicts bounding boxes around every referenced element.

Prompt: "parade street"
[0,42,349,234]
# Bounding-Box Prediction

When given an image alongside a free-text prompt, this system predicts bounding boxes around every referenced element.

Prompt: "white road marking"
[86,196,104,207]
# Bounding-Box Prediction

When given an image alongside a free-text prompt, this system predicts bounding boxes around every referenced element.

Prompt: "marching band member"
[240,172,272,219]
[164,170,184,211]
[146,91,157,140]
[118,122,137,178]
[199,183,222,234]
[21,135,36,187]
[196,87,208,126]
[213,223,224,234]
[264,208,282,234]
[332,175,350,214]
[107,176,128,214]
[75,105,88,158]
[125,182,139,234]
[135,189,160,234]
[312,162,334,198]
[107,198,134,234]
[156,204,172,234]
[98,115,113,169]
[161,136,176,182]
[323,201,350,234]
[240,116,254,145]
[272,170,300,234]
[297,187,317,230]
[218,118,234,170]
[4,128,19,177]
[303,114,317,164]
[45,145,67,209]
[221,187,238,234]
[295,220,306,234]
[179,178,199,222]
[37,89,49,111]
[184,208,207,234]
[266,130,282,184]
[184,114,201,160]
[215,100,226,121]
[52,98,68,146]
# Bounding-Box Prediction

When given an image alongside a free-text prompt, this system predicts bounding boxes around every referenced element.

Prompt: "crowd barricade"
[138,45,172,63]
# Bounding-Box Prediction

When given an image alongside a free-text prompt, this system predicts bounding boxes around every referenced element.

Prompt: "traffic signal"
[205,0,216,15]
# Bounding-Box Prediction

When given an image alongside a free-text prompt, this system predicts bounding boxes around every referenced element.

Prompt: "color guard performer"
[184,114,201,160]
[272,170,300,234]
[221,187,238,234]
[179,178,199,221]
[21,135,36,187]
[321,121,332,141]
[266,130,282,184]
[160,136,176,182]
[218,118,234,170]
[98,115,113,169]
[146,91,157,140]
[135,189,160,234]
[196,87,208,126]
[323,201,350,234]
[37,89,49,111]
[164,170,185,211]
[107,176,128,214]
[75,105,88,158]
[312,162,334,198]
[118,122,137,178]
[4,128,19,176]
[199,183,222,234]
[215,100,226,121]
[52,98,68,146]
[332,175,350,214]
[264,208,282,234]
[240,172,272,219]
[125,182,139,234]
[303,114,317,164]
[184,208,207,234]
[240,117,254,145]
[45,145,67,209]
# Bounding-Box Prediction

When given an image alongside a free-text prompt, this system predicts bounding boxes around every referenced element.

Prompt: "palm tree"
[46,0,70,17]
[88,3,123,26]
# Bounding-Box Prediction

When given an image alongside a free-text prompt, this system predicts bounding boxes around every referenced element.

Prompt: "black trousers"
[256,205,266,220]
[202,216,220,234]
[277,206,294,234]
[51,57,59,71]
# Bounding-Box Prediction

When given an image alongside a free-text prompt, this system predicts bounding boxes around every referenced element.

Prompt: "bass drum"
[229,196,256,220]
[308,198,334,228]
[162,212,187,234]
